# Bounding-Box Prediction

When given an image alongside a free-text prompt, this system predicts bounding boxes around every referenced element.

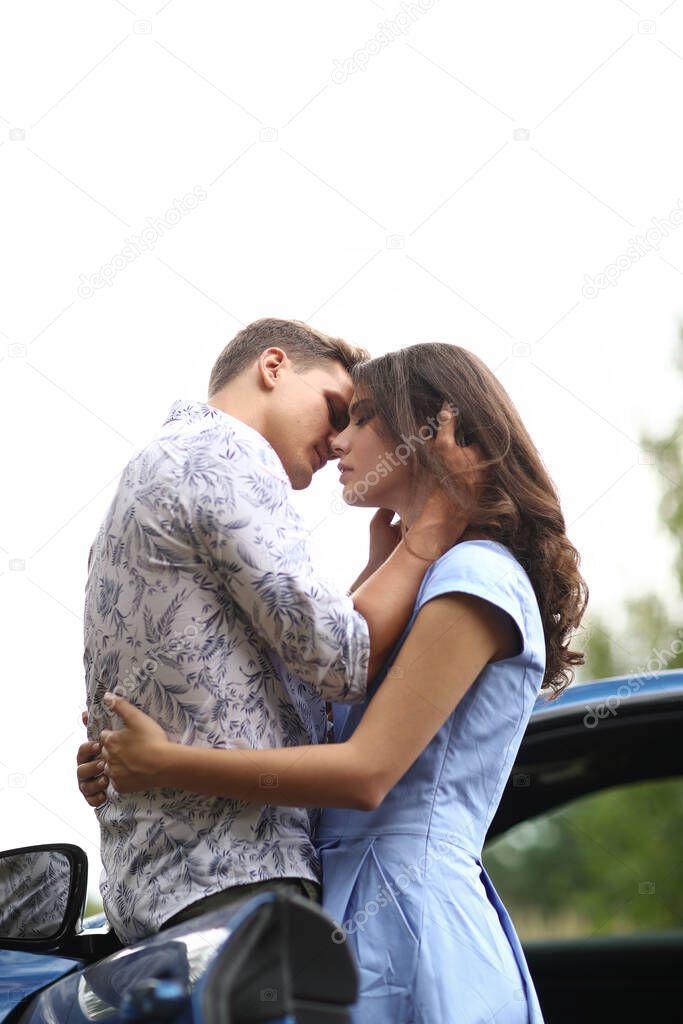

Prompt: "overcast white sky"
[1,0,682,899]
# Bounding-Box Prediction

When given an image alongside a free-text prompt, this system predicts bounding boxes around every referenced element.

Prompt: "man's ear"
[257,347,289,391]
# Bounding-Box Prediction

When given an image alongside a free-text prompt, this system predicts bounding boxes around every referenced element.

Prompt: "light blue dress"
[315,540,547,1023]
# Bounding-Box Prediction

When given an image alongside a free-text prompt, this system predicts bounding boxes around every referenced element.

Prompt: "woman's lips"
[339,464,353,479]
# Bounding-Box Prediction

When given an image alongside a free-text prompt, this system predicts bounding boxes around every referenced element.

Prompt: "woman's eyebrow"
[349,398,373,417]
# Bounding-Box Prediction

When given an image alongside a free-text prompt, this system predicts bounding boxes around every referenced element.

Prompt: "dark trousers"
[159,877,321,931]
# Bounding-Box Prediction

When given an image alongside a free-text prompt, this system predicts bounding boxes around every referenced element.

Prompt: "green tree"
[484,327,683,939]
[582,325,683,680]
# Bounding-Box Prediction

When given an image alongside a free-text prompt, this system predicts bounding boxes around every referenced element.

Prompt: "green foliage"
[484,327,683,940]
[582,324,683,682]
[578,617,619,681]
[85,893,103,919]
[484,778,683,939]
[583,592,683,684]
[642,334,683,597]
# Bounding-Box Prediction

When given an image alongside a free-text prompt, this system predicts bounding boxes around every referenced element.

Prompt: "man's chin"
[288,463,314,490]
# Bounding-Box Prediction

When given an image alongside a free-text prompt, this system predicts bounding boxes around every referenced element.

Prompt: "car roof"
[530,668,683,723]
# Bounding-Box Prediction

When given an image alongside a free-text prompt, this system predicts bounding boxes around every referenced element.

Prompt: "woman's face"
[332,390,412,511]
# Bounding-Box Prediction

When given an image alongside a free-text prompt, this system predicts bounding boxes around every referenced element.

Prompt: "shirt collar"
[163,399,289,484]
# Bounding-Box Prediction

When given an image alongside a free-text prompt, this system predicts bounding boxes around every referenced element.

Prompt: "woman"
[82,343,588,1023]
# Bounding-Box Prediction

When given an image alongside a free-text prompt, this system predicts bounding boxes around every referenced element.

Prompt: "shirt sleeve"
[181,428,370,703]
[416,541,531,656]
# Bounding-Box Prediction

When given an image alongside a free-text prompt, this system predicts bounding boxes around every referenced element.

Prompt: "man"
[79,318,461,943]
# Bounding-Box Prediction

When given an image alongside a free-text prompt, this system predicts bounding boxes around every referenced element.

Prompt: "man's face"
[266,360,354,490]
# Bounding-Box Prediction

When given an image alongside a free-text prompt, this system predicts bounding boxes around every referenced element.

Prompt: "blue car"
[1,671,682,1023]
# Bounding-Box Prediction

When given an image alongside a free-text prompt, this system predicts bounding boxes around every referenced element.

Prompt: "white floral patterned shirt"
[84,399,370,943]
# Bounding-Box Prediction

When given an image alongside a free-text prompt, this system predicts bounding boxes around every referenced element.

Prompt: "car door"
[484,673,683,1024]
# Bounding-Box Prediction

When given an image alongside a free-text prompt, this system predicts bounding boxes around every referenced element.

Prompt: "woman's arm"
[100,591,516,809]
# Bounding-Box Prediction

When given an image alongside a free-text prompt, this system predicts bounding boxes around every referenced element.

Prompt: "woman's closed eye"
[350,398,376,427]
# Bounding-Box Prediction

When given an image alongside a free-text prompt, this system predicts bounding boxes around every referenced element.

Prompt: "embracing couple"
[77,317,587,1023]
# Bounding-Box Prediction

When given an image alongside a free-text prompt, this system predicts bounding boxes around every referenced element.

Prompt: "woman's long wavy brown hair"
[352,343,588,698]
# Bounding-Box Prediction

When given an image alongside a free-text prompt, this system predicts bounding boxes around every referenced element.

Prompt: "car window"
[483,776,683,940]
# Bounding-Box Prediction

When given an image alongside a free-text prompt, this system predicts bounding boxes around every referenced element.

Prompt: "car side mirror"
[0,843,87,951]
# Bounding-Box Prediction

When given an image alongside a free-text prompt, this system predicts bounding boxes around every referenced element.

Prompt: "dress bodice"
[318,540,546,850]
